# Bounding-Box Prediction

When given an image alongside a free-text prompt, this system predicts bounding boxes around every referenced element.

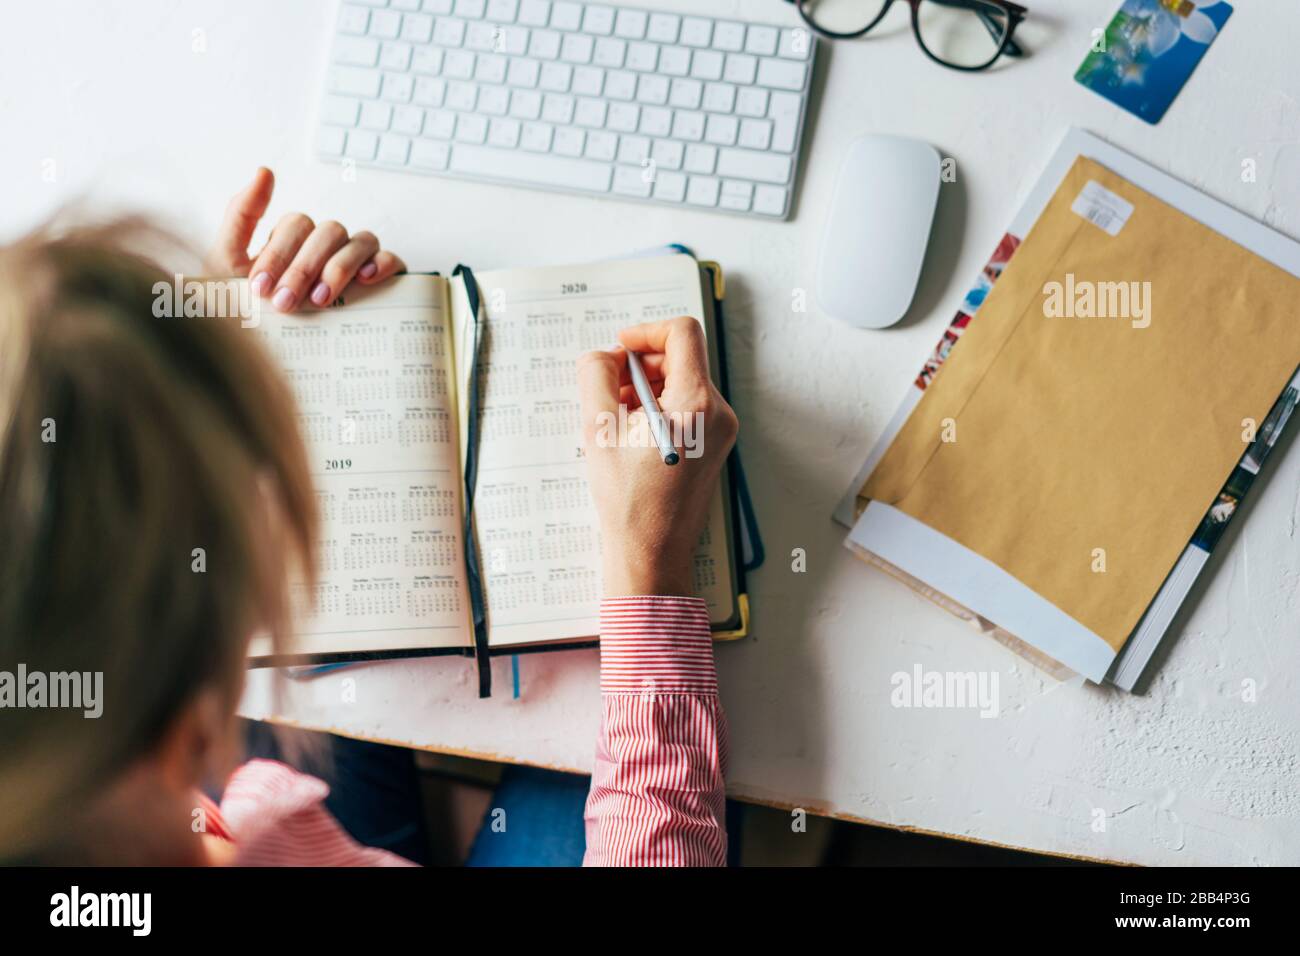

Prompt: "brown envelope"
[859,156,1300,651]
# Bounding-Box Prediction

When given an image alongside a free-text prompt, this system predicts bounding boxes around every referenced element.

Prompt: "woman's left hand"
[208,167,407,313]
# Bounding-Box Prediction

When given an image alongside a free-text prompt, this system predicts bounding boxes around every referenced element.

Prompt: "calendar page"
[248,275,473,659]
[451,254,737,648]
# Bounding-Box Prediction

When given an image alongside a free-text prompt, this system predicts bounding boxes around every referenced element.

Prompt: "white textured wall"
[5,0,1298,865]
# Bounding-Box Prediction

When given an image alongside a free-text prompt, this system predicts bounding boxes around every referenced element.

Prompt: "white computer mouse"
[816,134,941,330]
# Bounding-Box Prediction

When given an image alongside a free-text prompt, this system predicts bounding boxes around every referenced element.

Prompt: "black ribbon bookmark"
[453,264,491,698]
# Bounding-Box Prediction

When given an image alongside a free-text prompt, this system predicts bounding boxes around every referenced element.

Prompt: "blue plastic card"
[1076,0,1232,125]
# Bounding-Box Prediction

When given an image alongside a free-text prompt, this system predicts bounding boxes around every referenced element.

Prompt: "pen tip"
[665,452,680,466]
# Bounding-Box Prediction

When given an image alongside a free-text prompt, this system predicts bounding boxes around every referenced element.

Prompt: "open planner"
[836,129,1300,692]
[245,252,751,695]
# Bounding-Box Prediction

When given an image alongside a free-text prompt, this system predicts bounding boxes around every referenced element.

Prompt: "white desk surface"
[7,0,1299,866]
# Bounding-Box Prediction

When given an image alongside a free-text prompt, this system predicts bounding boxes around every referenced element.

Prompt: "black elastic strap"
[453,264,491,698]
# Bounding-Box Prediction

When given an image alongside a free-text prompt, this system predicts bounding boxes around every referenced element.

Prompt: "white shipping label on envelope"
[1072,180,1135,236]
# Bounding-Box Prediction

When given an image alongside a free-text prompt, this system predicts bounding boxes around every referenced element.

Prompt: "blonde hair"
[0,217,317,859]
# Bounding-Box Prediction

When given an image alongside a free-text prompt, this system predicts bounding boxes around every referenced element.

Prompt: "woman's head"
[0,218,317,860]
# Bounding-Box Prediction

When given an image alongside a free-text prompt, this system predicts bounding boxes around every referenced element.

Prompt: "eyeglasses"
[784,0,1028,72]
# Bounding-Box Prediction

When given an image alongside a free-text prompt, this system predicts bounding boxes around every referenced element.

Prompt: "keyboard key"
[338,5,371,35]
[412,47,445,73]
[414,76,447,105]
[604,70,635,100]
[330,66,382,97]
[553,126,586,156]
[585,130,617,160]
[684,143,716,174]
[444,50,476,78]
[509,88,542,118]
[574,97,606,127]
[381,42,414,71]
[752,184,787,216]
[778,27,813,60]
[712,22,746,52]
[346,130,379,159]
[715,147,791,184]
[690,50,724,81]
[412,139,451,170]
[646,13,680,43]
[606,102,639,132]
[744,25,778,56]
[402,13,434,42]
[521,121,554,151]
[705,114,738,146]
[424,109,457,138]
[456,0,487,17]
[486,0,518,22]
[671,110,705,141]
[669,78,702,109]
[478,85,510,114]
[757,58,806,91]
[724,53,758,86]
[423,0,454,11]
[318,126,347,155]
[369,9,402,39]
[550,1,582,31]
[593,37,626,68]
[625,41,658,72]
[658,47,691,77]
[518,0,551,27]
[738,117,773,151]
[539,61,573,91]
[434,18,467,46]
[360,100,393,129]
[455,114,489,142]
[560,32,594,63]
[497,25,530,54]
[701,82,736,113]
[542,93,575,123]
[616,135,650,165]
[442,83,473,112]
[638,106,672,137]
[720,179,753,211]
[379,134,412,164]
[322,95,362,126]
[768,91,802,152]
[653,170,687,202]
[334,36,380,66]
[382,73,414,102]
[614,10,648,40]
[651,139,684,170]
[612,165,652,198]
[572,66,604,95]
[465,21,498,50]
[686,176,720,206]
[393,105,425,134]
[451,142,613,191]
[582,5,615,35]
[735,86,768,117]
[475,54,508,83]
[530,29,562,58]
[489,116,522,147]
[680,17,713,48]
[507,57,541,86]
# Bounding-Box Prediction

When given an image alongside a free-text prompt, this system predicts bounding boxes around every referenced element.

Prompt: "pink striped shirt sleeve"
[583,595,729,867]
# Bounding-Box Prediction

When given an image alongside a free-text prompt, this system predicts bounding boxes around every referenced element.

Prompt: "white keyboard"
[317,0,816,219]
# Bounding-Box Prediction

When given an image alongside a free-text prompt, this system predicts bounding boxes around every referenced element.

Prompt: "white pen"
[625,350,679,466]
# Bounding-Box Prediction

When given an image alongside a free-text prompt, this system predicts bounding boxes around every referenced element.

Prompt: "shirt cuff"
[599,595,717,695]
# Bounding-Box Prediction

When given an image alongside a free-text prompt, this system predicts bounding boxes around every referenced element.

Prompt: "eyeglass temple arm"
[975,6,1026,57]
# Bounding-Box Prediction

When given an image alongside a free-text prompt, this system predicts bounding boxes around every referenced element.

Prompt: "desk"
[7,0,1299,866]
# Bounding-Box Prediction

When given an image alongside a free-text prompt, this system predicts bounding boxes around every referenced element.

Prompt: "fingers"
[248,212,315,304]
[616,316,710,387]
[576,349,625,440]
[356,249,407,284]
[315,231,380,306]
[215,168,275,274]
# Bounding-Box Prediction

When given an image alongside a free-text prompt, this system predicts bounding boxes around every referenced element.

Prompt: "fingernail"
[310,281,331,306]
[272,287,296,312]
[359,261,378,279]
[251,272,271,296]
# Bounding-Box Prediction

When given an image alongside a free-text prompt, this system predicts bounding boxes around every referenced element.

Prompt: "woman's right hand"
[576,316,739,598]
